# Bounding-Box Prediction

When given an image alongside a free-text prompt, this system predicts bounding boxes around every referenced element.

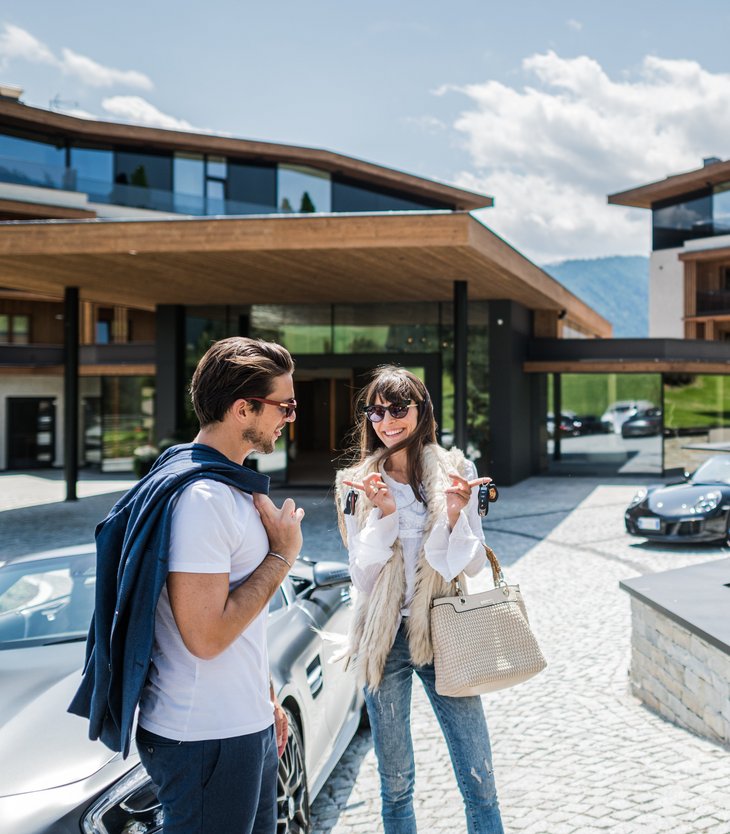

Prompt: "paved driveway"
[2,471,729,833]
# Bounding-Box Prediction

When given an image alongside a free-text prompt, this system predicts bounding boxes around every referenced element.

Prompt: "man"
[70,337,304,834]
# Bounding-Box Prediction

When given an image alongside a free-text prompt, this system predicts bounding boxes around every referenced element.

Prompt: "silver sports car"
[0,544,361,834]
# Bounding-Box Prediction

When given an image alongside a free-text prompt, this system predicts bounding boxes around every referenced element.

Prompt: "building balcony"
[696,290,730,316]
[0,341,155,369]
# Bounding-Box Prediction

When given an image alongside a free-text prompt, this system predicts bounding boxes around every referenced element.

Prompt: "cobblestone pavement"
[2,471,730,833]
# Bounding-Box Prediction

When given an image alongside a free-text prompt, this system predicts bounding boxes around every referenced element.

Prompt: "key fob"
[478,483,499,517]
[344,489,358,515]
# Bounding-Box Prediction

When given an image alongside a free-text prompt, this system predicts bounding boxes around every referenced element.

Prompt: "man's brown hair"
[190,337,294,427]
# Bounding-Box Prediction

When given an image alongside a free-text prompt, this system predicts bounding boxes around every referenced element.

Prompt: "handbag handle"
[483,543,505,587]
[453,542,506,598]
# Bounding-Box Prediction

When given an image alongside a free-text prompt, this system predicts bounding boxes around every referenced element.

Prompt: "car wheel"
[277,708,310,833]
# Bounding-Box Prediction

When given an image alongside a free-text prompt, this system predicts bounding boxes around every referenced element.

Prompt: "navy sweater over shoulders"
[68,443,270,756]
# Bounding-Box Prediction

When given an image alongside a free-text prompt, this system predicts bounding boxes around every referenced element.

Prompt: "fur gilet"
[335,443,469,691]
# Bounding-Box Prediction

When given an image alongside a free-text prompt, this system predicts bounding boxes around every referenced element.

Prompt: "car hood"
[0,642,117,796]
[647,483,725,517]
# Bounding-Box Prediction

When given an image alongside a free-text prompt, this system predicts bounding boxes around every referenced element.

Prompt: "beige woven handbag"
[430,544,546,697]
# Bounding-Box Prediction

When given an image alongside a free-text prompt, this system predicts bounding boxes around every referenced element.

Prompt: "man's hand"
[254,494,305,564]
[271,687,289,757]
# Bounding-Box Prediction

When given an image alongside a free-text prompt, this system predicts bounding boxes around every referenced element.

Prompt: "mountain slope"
[542,255,649,338]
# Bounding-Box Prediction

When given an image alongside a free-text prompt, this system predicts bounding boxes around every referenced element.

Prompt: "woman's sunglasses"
[363,402,418,423]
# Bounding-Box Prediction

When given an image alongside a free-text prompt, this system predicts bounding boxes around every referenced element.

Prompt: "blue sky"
[2,0,730,262]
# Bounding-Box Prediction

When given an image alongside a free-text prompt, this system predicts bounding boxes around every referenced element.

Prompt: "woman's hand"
[445,472,492,530]
[343,472,397,517]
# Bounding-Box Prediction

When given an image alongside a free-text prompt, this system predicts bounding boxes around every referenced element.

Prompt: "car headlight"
[693,490,722,514]
[83,763,162,834]
[629,488,647,508]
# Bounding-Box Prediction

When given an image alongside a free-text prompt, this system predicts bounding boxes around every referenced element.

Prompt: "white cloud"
[440,51,730,261]
[0,23,152,90]
[567,19,583,31]
[0,22,55,66]
[60,48,152,90]
[101,95,193,130]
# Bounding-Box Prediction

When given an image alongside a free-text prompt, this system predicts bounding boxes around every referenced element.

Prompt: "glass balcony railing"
[696,290,730,316]
[0,155,278,216]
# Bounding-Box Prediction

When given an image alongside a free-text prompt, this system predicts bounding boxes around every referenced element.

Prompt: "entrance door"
[287,355,442,485]
[7,397,56,469]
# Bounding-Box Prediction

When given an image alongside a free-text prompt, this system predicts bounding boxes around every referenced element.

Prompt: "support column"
[453,280,468,451]
[64,287,79,501]
[155,305,187,443]
[488,300,542,484]
[553,372,562,461]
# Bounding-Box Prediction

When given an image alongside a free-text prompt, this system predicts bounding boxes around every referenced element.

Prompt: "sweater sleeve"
[423,460,487,581]
[345,508,399,593]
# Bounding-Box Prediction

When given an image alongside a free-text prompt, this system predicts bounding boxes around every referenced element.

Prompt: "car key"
[343,489,358,515]
[478,482,499,517]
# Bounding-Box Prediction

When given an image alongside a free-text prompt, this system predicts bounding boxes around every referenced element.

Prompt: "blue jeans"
[136,724,277,834]
[364,624,504,834]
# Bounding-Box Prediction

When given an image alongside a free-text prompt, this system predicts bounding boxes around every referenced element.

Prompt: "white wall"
[0,376,101,470]
[649,248,685,338]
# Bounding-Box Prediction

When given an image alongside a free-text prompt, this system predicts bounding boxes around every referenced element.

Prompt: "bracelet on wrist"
[266,550,293,568]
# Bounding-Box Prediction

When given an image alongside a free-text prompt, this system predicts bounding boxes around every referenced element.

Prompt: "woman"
[335,365,504,834]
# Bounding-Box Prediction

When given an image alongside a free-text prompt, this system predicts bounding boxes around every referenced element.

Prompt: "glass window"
[69,147,113,201]
[652,190,713,250]
[206,179,226,214]
[12,315,29,344]
[332,175,450,212]
[713,184,730,236]
[278,165,331,213]
[173,153,204,214]
[113,151,173,210]
[0,131,66,189]
[663,373,730,472]
[333,303,439,354]
[439,301,489,467]
[206,156,227,180]
[100,376,155,469]
[0,314,8,342]
[227,161,277,214]
[250,304,333,353]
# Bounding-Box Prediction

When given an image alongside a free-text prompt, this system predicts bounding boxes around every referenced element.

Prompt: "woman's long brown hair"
[346,365,438,500]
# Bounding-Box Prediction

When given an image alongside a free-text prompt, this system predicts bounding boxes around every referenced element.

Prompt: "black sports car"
[625,454,730,543]
[0,544,362,834]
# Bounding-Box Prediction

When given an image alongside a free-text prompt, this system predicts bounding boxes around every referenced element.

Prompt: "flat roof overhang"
[0,212,610,337]
[525,337,730,374]
[608,160,730,209]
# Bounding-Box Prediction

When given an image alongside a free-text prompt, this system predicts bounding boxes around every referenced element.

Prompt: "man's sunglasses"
[247,397,297,420]
[363,403,418,423]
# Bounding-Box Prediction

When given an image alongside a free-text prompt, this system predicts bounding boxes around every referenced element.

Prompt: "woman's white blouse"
[344,461,487,614]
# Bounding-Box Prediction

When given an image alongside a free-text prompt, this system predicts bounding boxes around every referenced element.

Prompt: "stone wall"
[629,597,730,747]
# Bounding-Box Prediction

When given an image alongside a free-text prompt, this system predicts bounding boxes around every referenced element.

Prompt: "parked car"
[625,454,730,543]
[572,414,606,435]
[601,400,655,434]
[0,544,362,834]
[546,411,582,438]
[621,407,663,438]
